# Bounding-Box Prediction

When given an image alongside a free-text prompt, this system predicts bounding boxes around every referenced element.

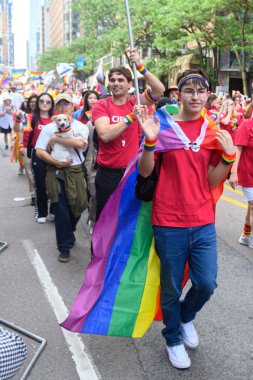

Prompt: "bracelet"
[221,152,236,165]
[144,88,160,104]
[18,143,24,149]
[144,137,157,151]
[136,63,148,75]
[124,113,134,126]
[15,117,21,122]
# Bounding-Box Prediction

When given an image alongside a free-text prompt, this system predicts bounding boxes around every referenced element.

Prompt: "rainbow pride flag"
[11,68,26,79]
[61,107,223,337]
[95,60,107,95]
[29,71,43,80]
[0,73,12,86]
[85,110,92,121]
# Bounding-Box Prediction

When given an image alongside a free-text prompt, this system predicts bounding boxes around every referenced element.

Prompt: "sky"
[12,0,29,68]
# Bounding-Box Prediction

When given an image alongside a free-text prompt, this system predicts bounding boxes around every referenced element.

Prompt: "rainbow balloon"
[61,107,223,337]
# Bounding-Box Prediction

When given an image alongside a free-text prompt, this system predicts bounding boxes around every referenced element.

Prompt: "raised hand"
[137,106,160,141]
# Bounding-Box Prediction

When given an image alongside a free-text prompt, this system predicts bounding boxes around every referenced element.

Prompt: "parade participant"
[229,118,253,248]
[93,48,165,218]
[244,97,253,119]
[75,90,100,233]
[205,94,220,125]
[13,95,38,204]
[219,98,241,142]
[0,92,14,149]
[232,95,244,124]
[36,93,89,263]
[29,93,54,222]
[137,69,235,369]
[9,85,24,111]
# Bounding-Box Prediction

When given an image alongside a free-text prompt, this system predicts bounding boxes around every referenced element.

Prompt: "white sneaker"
[181,321,199,348]
[47,213,55,222]
[166,344,191,369]
[239,234,253,248]
[37,217,46,224]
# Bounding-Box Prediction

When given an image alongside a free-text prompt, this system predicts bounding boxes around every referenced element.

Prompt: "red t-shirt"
[31,116,52,147]
[92,97,141,168]
[235,119,253,187]
[152,116,221,227]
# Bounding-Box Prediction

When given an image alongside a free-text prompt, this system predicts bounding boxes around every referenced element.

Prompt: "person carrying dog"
[35,93,89,263]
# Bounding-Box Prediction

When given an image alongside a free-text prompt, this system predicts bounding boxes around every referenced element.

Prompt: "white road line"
[22,239,101,380]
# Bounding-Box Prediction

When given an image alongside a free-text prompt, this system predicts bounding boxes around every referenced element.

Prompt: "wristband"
[15,116,21,122]
[221,152,236,165]
[136,63,148,75]
[124,113,134,126]
[144,137,157,151]
[18,143,24,149]
[144,88,160,104]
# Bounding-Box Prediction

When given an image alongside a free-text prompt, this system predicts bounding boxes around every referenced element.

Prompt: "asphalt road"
[0,135,253,380]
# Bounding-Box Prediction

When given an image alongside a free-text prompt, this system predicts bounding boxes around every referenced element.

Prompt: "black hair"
[80,90,100,122]
[26,95,38,114]
[31,92,54,130]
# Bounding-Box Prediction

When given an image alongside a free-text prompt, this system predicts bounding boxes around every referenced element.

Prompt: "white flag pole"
[125,0,140,105]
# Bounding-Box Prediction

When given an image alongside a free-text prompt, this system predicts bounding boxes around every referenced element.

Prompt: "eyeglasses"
[39,99,52,105]
[181,89,208,97]
[55,101,72,107]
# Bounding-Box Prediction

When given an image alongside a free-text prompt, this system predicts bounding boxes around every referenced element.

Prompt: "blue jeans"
[153,223,217,347]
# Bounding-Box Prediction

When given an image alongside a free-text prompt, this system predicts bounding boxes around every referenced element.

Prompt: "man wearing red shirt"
[92,48,165,218]
[138,69,235,369]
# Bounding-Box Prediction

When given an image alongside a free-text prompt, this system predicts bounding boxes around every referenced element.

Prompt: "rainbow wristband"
[144,137,157,151]
[15,117,21,123]
[124,113,134,126]
[18,143,24,149]
[137,63,148,75]
[221,152,236,165]
[144,88,160,104]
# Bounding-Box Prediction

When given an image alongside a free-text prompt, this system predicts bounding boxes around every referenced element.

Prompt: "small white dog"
[51,114,74,162]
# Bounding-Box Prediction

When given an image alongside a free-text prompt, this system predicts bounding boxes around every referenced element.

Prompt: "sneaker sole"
[58,257,70,263]
[167,354,191,369]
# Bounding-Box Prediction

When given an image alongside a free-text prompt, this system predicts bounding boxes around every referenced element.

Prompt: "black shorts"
[0,126,11,134]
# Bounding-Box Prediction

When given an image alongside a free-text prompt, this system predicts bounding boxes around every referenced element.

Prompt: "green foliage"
[38,0,253,91]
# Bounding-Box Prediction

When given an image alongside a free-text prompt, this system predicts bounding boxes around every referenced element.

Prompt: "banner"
[76,56,84,69]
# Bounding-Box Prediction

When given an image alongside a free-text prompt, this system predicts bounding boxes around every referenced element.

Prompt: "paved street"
[0,135,253,380]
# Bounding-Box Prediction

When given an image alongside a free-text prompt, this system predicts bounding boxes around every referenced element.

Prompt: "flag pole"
[124,0,140,105]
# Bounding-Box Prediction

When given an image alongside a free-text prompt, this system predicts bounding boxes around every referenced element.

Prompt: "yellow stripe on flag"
[132,238,160,338]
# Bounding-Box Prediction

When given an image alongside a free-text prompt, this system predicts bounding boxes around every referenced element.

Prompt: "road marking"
[224,184,243,196]
[221,195,247,209]
[22,239,101,380]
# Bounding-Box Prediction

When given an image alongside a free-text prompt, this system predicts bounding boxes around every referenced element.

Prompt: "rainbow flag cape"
[11,69,26,79]
[0,73,12,86]
[29,71,43,80]
[61,107,223,338]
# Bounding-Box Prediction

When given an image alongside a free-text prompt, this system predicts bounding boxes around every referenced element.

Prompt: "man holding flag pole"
[93,48,165,218]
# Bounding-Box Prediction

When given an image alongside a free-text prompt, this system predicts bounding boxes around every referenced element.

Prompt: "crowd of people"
[1,49,253,371]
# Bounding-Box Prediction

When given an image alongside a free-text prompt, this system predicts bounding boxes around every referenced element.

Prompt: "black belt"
[98,164,126,173]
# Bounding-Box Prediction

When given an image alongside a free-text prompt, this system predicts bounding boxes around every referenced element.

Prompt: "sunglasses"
[39,99,52,105]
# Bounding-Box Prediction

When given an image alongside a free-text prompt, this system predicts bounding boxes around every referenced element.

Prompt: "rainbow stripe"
[12,69,26,79]
[30,71,43,80]
[96,81,107,95]
[61,107,223,337]
[124,113,134,126]
[221,152,236,165]
[144,88,160,103]
[137,64,147,75]
[0,73,12,86]
[144,138,157,151]
[85,110,92,121]
[178,73,209,91]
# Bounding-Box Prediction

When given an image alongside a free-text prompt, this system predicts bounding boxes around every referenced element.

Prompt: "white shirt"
[0,104,14,129]
[35,119,89,166]
[9,92,24,111]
